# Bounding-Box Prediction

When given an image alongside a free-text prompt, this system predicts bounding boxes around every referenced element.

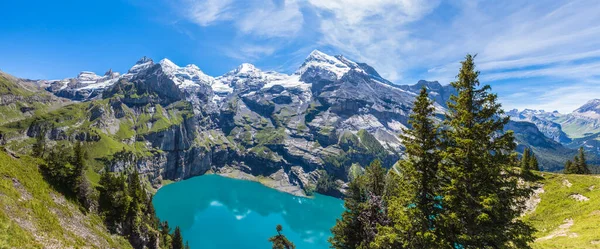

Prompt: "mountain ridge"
[1,50,598,199]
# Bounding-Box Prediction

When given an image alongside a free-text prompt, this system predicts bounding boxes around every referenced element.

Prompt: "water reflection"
[153,174,344,249]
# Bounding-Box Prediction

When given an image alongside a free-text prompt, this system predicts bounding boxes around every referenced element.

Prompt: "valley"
[1,50,599,248]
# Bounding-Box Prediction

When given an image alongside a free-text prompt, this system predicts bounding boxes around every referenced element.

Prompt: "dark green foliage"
[330,160,389,249]
[520,147,540,177]
[40,145,76,191]
[564,160,574,174]
[529,153,539,171]
[437,54,535,248]
[521,147,532,170]
[32,130,46,158]
[98,170,131,228]
[564,147,590,174]
[330,176,367,249]
[520,147,540,172]
[375,87,444,248]
[316,170,339,194]
[39,142,96,211]
[127,169,148,218]
[97,165,182,249]
[72,142,96,211]
[185,241,190,249]
[268,224,295,249]
[172,226,184,249]
[364,159,386,197]
[160,221,172,248]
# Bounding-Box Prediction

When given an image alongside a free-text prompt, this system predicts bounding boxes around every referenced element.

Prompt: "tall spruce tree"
[329,174,367,249]
[172,226,184,249]
[520,148,531,171]
[438,54,534,248]
[565,148,590,174]
[564,160,574,174]
[32,130,46,158]
[576,147,590,174]
[375,87,443,248]
[529,153,539,171]
[330,159,388,249]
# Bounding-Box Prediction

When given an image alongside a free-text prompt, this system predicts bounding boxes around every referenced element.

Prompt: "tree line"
[314,54,540,249]
[271,54,548,249]
[33,135,189,249]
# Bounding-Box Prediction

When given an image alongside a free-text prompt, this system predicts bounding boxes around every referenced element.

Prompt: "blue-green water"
[153,175,345,249]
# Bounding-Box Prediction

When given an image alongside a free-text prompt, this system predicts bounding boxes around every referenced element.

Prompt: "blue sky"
[1,0,600,113]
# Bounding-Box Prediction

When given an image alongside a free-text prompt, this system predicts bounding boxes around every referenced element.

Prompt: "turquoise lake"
[153,174,345,249]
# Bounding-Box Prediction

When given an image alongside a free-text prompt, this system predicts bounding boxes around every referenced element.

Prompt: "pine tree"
[364,159,386,197]
[564,160,574,174]
[160,221,172,248]
[576,147,590,174]
[98,170,131,228]
[376,87,443,248]
[330,174,367,249]
[438,54,535,248]
[185,241,190,249]
[32,130,46,158]
[172,226,184,249]
[564,148,590,174]
[520,148,531,171]
[269,224,295,249]
[529,154,539,171]
[330,160,388,249]
[127,169,147,218]
[72,142,94,210]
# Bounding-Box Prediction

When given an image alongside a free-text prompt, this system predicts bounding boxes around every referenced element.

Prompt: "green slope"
[0,149,132,248]
[526,172,600,248]
[0,71,65,125]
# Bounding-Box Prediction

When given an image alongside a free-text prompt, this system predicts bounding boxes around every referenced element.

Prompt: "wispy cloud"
[500,79,600,113]
[175,0,304,38]
[164,0,600,112]
[183,0,234,26]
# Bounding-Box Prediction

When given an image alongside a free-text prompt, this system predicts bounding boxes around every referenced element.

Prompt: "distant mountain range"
[1,50,599,196]
[508,99,600,158]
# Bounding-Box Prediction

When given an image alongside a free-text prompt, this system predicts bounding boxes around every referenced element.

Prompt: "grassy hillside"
[0,71,67,125]
[526,172,600,248]
[0,149,132,248]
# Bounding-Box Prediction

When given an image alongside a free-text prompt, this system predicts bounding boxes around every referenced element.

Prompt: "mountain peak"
[574,99,600,114]
[296,49,352,79]
[128,56,154,75]
[136,56,152,64]
[415,80,442,90]
[159,58,178,70]
[234,63,259,74]
[306,49,330,60]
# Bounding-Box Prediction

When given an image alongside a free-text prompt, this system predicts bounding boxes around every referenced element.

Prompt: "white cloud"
[177,0,304,38]
[183,0,234,26]
[500,80,600,113]
[306,0,440,81]
[235,0,303,38]
[168,0,600,112]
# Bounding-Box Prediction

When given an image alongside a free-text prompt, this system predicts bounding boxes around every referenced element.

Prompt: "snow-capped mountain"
[507,109,571,144]
[508,99,600,158]
[13,49,594,195]
[509,99,600,140]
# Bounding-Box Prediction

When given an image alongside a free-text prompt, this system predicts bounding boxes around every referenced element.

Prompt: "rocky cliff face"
[4,50,599,196]
[2,50,427,196]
